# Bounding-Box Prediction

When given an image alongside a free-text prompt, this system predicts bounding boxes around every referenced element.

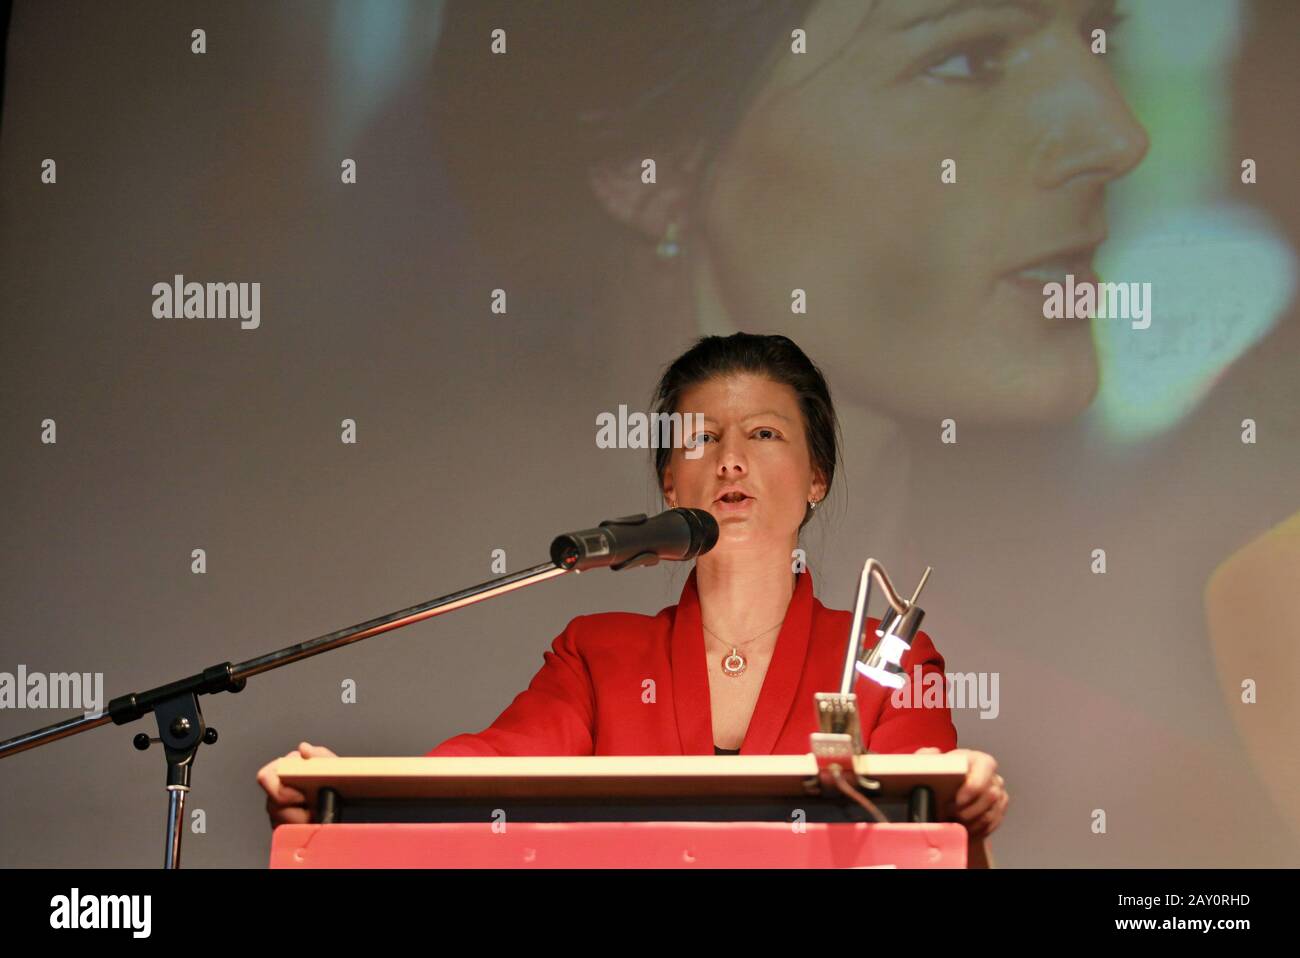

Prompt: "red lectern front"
[268,754,971,868]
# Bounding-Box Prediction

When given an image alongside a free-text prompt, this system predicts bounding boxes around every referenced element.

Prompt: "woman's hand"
[915,746,1009,838]
[256,741,338,828]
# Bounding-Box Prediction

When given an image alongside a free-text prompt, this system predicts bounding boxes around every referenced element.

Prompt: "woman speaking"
[258,333,1010,852]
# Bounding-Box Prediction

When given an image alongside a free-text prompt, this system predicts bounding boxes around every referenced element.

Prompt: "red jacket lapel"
[670,567,816,755]
[670,568,713,754]
[741,569,814,754]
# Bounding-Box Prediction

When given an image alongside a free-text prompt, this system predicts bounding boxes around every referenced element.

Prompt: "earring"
[809,499,819,510]
[656,222,682,260]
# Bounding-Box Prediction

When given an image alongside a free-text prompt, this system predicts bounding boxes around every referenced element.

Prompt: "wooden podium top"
[274,754,968,813]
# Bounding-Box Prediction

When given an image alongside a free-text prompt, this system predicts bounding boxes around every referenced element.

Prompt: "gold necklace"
[702,619,784,678]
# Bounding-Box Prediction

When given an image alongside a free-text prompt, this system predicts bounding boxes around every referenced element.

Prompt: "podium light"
[855,603,925,689]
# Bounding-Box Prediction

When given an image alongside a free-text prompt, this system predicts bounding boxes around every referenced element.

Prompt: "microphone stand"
[0,560,571,867]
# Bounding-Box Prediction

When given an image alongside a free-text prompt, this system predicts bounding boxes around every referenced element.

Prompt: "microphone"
[550,508,719,572]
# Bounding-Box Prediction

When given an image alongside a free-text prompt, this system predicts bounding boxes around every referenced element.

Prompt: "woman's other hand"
[915,746,1009,838]
[256,741,338,828]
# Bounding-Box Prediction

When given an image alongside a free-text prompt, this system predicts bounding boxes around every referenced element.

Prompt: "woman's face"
[661,373,827,554]
[693,0,1149,424]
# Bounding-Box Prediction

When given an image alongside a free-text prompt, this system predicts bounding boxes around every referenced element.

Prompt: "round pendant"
[721,648,747,677]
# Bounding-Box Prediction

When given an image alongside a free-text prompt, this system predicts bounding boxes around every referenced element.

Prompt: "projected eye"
[923,36,1009,83]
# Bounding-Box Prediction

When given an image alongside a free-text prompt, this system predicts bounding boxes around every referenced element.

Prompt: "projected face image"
[693,0,1149,424]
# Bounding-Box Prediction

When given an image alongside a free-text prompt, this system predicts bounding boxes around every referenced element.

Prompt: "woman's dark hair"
[650,332,840,532]
[431,0,818,295]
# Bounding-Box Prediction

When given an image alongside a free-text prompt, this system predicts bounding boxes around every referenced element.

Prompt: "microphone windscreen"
[678,508,719,558]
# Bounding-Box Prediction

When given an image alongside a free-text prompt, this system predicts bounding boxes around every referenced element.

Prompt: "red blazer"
[427,567,958,756]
